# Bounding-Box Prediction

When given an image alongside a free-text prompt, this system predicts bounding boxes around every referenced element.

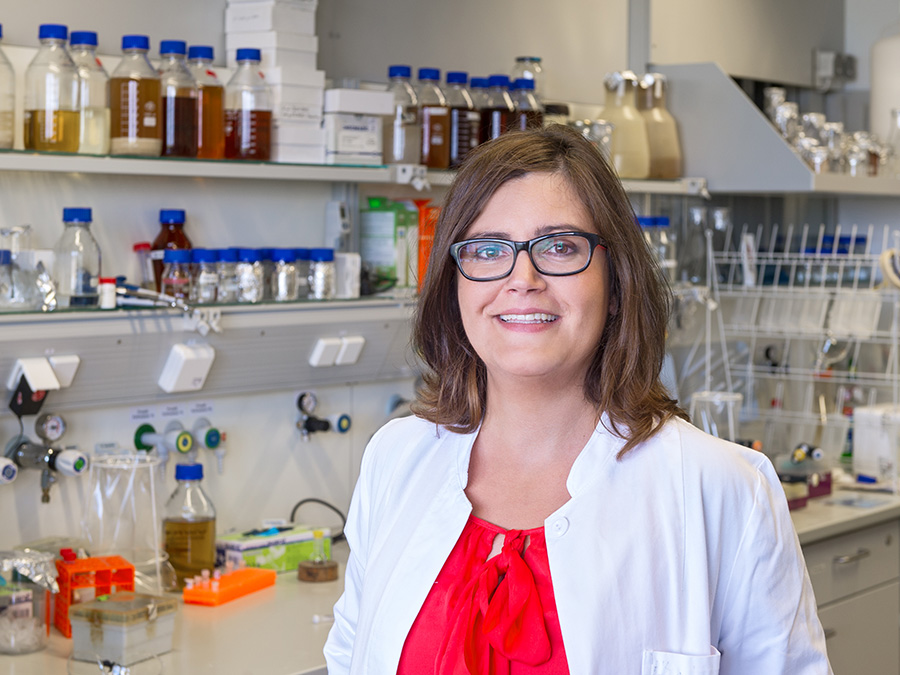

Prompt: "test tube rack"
[54,555,135,638]
[182,567,276,606]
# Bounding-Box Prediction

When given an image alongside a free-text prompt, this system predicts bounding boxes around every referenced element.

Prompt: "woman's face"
[456,171,610,388]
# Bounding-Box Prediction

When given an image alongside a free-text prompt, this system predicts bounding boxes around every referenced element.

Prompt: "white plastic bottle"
[70,31,110,155]
[870,30,900,142]
[599,70,650,179]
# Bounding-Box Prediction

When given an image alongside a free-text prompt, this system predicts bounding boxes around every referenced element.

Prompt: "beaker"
[81,454,175,594]
[690,391,743,442]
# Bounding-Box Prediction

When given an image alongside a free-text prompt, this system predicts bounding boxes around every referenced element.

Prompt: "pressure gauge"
[297,392,318,415]
[35,414,67,443]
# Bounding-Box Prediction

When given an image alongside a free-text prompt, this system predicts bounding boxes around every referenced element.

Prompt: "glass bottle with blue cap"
[53,207,101,308]
[24,24,80,152]
[110,35,162,157]
[164,463,216,589]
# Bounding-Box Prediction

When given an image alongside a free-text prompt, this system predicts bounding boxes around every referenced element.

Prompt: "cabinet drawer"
[817,580,900,675]
[802,520,899,606]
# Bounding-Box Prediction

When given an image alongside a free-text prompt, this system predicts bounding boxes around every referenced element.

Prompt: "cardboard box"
[216,525,332,571]
[272,143,326,164]
[226,34,317,69]
[266,66,325,87]
[324,88,394,116]
[226,1,317,35]
[273,119,325,145]
[272,84,324,122]
[324,113,382,165]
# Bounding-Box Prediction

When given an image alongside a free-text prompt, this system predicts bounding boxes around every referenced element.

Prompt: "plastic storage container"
[24,24,80,152]
[0,24,14,149]
[53,207,101,308]
[638,73,682,180]
[158,40,198,158]
[188,45,225,159]
[417,68,450,169]
[600,71,650,179]
[383,65,421,165]
[225,49,272,160]
[445,71,480,168]
[164,463,216,588]
[70,31,110,155]
[110,35,161,156]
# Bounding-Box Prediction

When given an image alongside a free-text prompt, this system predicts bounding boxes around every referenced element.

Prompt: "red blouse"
[398,514,570,674]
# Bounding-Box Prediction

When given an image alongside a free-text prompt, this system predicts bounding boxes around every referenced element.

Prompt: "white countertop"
[7,490,900,674]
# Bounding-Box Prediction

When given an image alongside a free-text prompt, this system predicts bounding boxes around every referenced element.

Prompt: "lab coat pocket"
[641,646,721,675]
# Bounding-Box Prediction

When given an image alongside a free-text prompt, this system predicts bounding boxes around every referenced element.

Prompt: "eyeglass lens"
[455,234,594,279]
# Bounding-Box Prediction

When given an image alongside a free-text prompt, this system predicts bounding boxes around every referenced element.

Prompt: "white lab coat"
[325,415,832,675]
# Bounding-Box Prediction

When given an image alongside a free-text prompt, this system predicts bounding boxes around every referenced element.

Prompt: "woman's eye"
[474,245,508,260]
[539,238,577,257]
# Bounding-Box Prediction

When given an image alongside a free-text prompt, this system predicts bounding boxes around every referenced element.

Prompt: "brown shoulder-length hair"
[411,125,687,456]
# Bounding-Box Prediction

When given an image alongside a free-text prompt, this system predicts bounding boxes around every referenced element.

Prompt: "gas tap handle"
[0,457,17,484]
[52,449,89,477]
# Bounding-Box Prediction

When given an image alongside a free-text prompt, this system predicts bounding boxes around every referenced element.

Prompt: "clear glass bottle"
[70,31,110,155]
[191,248,218,304]
[24,24,80,152]
[151,209,192,292]
[468,77,490,111]
[308,248,335,300]
[53,207,101,308]
[187,45,224,160]
[158,40,198,158]
[680,206,708,286]
[599,71,650,179]
[383,65,421,165]
[0,24,14,149]
[164,463,216,589]
[445,71,480,168]
[270,248,298,302]
[481,74,515,143]
[510,56,544,99]
[511,78,544,131]
[638,73,682,180]
[216,248,239,303]
[160,249,192,300]
[260,248,274,301]
[224,49,271,161]
[294,248,310,298]
[110,35,161,156]
[0,249,13,308]
[417,68,450,169]
[236,248,264,303]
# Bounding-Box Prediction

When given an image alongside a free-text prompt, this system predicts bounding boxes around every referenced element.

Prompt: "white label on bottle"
[160,404,186,419]
[150,250,165,261]
[131,407,156,422]
[144,115,157,127]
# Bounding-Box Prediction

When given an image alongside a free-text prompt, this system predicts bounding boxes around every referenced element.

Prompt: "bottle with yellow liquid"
[24,24,80,152]
[164,463,216,589]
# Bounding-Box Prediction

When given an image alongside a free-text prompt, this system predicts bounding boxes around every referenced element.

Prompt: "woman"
[325,126,830,674]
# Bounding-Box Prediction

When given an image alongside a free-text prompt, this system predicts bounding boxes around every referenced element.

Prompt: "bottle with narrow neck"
[53,207,101,308]
[24,24,80,152]
[110,35,161,156]
[70,31,110,155]
[151,209,192,291]
[445,71,480,168]
[383,65,421,164]
[187,45,224,159]
[638,73,682,180]
[159,40,198,158]
[417,68,450,169]
[480,74,515,143]
[599,70,650,179]
[224,49,272,160]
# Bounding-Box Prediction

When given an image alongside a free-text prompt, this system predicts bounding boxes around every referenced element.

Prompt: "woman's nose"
[506,250,546,289]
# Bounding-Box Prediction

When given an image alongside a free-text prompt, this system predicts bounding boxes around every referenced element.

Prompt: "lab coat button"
[551,518,569,536]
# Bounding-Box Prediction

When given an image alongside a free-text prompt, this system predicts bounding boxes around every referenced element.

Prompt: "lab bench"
[6,492,900,674]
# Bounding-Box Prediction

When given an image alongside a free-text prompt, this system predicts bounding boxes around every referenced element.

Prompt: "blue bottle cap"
[188,45,214,61]
[163,249,192,264]
[513,78,535,90]
[63,207,92,223]
[388,65,411,79]
[418,68,440,82]
[160,40,187,56]
[70,31,98,47]
[0,25,3,40]
[159,209,186,224]
[215,248,238,263]
[446,71,468,85]
[122,35,150,51]
[238,248,261,263]
[175,463,203,480]
[309,248,334,262]
[39,24,68,41]
[470,77,490,89]
[192,248,217,263]
[488,74,511,89]
[637,216,656,227]
[0,250,10,265]
[271,248,296,263]
[258,248,273,261]
[655,216,671,227]
[294,248,311,261]
[235,48,261,62]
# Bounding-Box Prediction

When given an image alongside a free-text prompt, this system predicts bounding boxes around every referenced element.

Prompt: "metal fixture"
[134,421,194,471]
[296,392,351,441]
[193,417,226,473]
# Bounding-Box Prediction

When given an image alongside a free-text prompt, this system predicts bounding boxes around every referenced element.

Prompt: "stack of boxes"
[224,0,326,163]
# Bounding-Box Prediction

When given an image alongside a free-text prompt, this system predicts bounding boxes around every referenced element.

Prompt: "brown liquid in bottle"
[162,91,198,157]
[224,109,272,160]
[420,105,450,169]
[449,107,480,168]
[151,222,192,291]
[23,110,80,152]
[197,85,225,159]
[163,517,216,588]
[110,77,162,155]
[480,108,514,143]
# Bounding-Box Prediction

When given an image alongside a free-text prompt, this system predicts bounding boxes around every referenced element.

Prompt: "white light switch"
[309,338,342,367]
[335,336,366,365]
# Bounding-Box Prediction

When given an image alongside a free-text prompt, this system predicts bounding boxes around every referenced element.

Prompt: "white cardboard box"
[226,1,317,35]
[273,119,325,145]
[272,143,326,164]
[323,88,393,116]
[324,113,383,165]
[272,84,324,122]
[225,34,317,69]
[266,66,325,87]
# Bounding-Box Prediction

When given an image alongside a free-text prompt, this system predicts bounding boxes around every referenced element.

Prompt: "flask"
[236,248,264,303]
[53,207,101,308]
[24,24,80,152]
[510,56,544,99]
[215,248,239,303]
[151,209,192,292]
[191,248,218,304]
[160,249,192,300]
[224,49,272,160]
[511,78,544,131]
[158,40,198,158]
[417,68,450,169]
[599,71,650,179]
[270,248,298,302]
[0,24,14,149]
[70,31,110,155]
[187,45,225,160]
[383,65,421,165]
[638,73,682,180]
[164,463,216,589]
[445,71,480,168]
[481,75,515,143]
[308,248,335,300]
[110,35,161,156]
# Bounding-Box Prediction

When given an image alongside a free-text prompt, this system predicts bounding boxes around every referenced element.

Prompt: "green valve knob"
[176,431,193,454]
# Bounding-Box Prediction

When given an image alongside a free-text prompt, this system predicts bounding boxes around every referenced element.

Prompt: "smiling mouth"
[498,313,559,324]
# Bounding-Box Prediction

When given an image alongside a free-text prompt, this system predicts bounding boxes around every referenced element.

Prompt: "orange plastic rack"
[182,567,276,606]
[54,555,135,638]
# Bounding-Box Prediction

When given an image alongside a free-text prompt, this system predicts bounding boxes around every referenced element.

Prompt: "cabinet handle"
[833,548,871,565]
[823,628,837,640]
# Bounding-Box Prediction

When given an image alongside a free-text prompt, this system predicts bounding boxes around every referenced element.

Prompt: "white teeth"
[499,313,559,324]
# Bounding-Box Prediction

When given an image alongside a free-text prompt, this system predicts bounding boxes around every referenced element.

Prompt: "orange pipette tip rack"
[182,567,277,606]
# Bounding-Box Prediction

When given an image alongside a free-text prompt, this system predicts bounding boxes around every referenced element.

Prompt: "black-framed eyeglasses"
[449,232,606,282]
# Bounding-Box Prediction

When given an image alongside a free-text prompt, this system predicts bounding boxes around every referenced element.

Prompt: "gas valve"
[296,392,351,441]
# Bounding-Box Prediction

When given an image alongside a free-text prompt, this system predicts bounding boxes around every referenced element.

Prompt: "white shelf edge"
[427,170,708,195]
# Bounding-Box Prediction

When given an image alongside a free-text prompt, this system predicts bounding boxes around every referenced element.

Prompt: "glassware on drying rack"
[774,102,799,143]
[763,86,786,124]
[801,112,827,145]
[821,122,846,173]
